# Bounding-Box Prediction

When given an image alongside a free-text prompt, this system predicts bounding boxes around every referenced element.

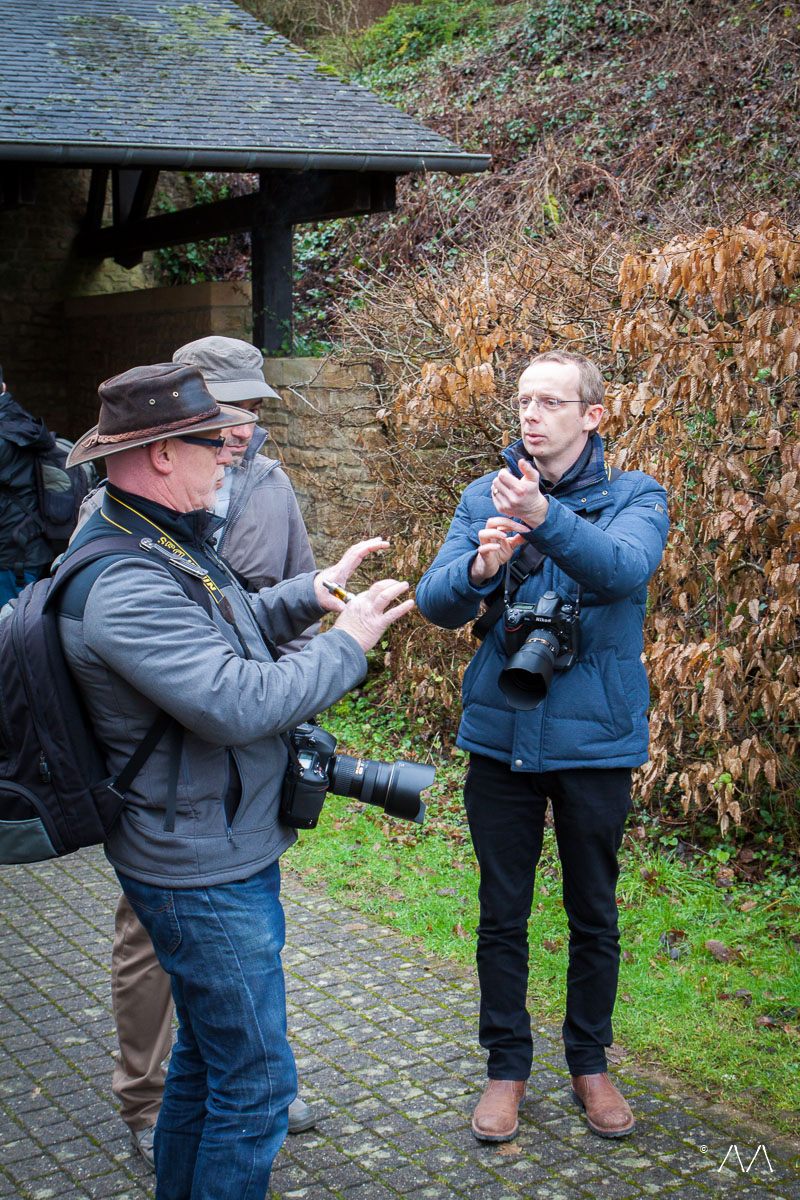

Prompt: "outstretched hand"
[314,537,389,611]
[332,579,415,653]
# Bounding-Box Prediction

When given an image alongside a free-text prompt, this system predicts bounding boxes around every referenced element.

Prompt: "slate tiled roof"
[0,0,489,173]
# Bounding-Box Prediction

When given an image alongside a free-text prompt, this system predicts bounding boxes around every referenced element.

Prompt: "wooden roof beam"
[75,169,396,264]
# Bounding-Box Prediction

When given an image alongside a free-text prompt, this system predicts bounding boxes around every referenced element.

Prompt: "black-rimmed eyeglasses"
[179,434,227,449]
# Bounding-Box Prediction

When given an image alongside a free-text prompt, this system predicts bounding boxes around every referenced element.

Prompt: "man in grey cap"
[173,336,318,617]
[110,337,320,1164]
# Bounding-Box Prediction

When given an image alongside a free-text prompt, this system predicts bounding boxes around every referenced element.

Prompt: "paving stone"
[0,852,798,1200]
[404,1187,480,1200]
[524,1182,598,1200]
[336,1183,403,1200]
[304,1160,372,1190]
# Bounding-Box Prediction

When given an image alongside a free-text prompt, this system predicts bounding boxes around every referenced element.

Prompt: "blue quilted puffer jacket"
[415,434,669,772]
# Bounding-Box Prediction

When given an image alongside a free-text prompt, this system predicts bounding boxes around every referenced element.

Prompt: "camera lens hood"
[498,627,560,710]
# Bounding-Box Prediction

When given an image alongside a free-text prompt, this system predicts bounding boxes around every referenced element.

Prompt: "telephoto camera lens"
[280,724,435,830]
[329,754,433,824]
[498,628,560,710]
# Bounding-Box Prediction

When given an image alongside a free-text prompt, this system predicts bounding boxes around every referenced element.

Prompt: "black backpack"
[0,535,209,865]
[0,432,94,556]
[33,436,95,550]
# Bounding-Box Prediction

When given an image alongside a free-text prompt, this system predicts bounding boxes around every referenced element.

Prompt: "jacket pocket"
[548,651,636,741]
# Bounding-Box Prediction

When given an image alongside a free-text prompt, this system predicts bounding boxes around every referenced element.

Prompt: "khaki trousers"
[111,892,173,1132]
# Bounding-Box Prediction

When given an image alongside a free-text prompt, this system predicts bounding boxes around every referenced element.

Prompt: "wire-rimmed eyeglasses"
[515,396,584,413]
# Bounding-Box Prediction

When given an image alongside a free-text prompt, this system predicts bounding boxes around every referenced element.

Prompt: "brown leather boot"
[570,1072,635,1137]
[471,1079,526,1142]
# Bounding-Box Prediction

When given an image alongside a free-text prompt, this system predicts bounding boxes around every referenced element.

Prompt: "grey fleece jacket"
[75,427,318,650]
[217,427,315,588]
[58,489,367,888]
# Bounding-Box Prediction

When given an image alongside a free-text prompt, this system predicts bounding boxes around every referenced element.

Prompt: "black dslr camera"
[498,590,580,711]
[280,723,434,830]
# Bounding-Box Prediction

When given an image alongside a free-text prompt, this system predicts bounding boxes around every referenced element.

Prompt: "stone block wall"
[63,280,253,436]
[257,356,388,560]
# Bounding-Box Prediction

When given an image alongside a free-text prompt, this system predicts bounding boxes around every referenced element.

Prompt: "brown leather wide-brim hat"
[66,362,257,468]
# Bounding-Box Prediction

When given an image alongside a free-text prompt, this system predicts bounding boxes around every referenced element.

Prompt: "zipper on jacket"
[10,615,71,841]
[536,695,548,773]
[217,469,246,555]
[218,455,280,556]
[223,748,243,842]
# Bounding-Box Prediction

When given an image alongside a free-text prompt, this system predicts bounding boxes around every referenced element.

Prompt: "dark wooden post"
[0,165,36,210]
[110,168,160,268]
[251,174,293,356]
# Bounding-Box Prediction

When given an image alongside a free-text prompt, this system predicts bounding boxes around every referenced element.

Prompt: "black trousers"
[463,753,632,1079]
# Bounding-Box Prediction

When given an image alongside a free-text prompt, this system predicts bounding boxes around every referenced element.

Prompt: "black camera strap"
[207,551,303,770]
[471,466,622,643]
[472,541,545,642]
[503,545,544,606]
[173,542,304,827]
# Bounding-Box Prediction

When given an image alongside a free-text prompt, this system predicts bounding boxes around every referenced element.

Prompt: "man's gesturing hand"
[469,519,528,585]
[491,460,549,529]
[332,579,415,652]
[314,537,390,611]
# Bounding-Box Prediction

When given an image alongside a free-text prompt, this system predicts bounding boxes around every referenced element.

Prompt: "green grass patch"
[614,851,800,1134]
[285,693,800,1136]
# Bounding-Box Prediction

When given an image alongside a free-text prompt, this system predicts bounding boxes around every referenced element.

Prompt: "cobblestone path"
[0,851,797,1199]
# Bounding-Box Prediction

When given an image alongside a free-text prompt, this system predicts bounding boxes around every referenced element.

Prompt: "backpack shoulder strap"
[48,534,212,824]
[49,535,214,618]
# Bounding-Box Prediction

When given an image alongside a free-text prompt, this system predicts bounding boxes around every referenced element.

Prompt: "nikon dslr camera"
[280,723,434,830]
[498,590,580,710]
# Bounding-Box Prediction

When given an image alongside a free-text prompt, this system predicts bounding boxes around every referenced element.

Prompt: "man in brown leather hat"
[102,340,320,1165]
[60,362,415,1199]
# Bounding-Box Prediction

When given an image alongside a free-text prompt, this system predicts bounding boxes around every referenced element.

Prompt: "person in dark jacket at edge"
[58,361,415,1200]
[0,363,58,604]
[415,350,669,1143]
[78,338,322,1165]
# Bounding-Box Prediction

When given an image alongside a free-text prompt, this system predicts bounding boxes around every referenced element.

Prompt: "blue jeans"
[0,567,41,606]
[463,755,632,1078]
[116,862,296,1200]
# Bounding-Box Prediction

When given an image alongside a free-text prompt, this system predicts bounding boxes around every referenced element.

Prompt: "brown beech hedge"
[338,213,799,846]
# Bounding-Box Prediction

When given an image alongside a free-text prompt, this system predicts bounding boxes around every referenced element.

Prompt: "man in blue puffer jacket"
[416,350,669,1143]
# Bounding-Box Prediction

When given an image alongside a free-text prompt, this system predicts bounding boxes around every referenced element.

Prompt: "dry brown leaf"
[705,939,741,963]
